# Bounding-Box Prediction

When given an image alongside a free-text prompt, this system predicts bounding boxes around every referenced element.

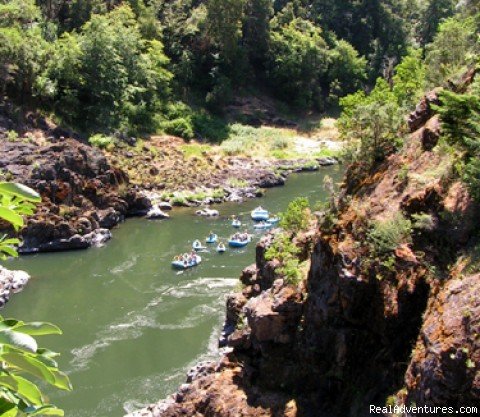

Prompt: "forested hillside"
[1,0,477,140]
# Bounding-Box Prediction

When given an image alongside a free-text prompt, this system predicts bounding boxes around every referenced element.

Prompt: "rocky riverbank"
[0,108,338,254]
[126,79,480,416]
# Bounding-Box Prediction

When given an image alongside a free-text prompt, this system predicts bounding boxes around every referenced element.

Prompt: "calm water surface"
[4,168,342,417]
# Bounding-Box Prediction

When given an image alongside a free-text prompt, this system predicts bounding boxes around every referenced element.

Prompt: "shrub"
[192,113,230,143]
[6,130,18,142]
[265,232,302,285]
[271,136,290,150]
[280,197,311,233]
[412,213,435,231]
[161,118,194,140]
[159,102,195,140]
[88,134,115,150]
[222,140,244,156]
[368,213,412,254]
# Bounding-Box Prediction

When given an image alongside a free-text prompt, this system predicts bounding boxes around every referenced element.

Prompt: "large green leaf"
[49,370,71,391]
[1,405,19,417]
[13,323,62,337]
[0,374,43,405]
[0,330,38,353]
[0,245,18,258]
[0,353,55,386]
[0,398,18,414]
[0,207,23,230]
[0,238,20,246]
[0,183,41,203]
[28,405,64,416]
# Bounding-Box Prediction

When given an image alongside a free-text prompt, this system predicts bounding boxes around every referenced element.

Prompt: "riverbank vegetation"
[0,0,472,147]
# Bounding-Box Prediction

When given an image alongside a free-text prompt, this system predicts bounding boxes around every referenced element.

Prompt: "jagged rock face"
[296,236,430,415]
[0,139,150,252]
[408,90,441,133]
[420,115,441,151]
[405,273,480,407]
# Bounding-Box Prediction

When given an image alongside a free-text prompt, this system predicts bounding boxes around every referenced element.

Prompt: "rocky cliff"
[129,73,480,416]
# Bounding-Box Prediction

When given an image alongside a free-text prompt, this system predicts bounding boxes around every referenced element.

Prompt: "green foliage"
[267,17,329,109]
[0,0,48,103]
[425,17,477,86]
[0,183,70,415]
[368,213,412,255]
[265,232,302,285]
[0,316,71,416]
[310,0,410,77]
[280,197,311,233]
[191,112,230,143]
[6,131,18,142]
[327,39,367,100]
[392,49,426,107]
[0,183,41,259]
[88,134,115,150]
[161,118,195,140]
[41,5,172,134]
[205,0,246,64]
[1,0,476,134]
[418,0,456,46]
[435,81,480,200]
[412,213,435,231]
[339,78,405,168]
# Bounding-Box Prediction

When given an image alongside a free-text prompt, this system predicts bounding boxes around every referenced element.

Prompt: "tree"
[436,81,480,200]
[339,78,405,168]
[0,0,48,103]
[0,182,71,416]
[205,0,246,65]
[327,39,367,100]
[418,0,456,46]
[243,0,273,69]
[267,17,329,109]
[392,48,426,107]
[425,17,477,86]
[41,5,172,134]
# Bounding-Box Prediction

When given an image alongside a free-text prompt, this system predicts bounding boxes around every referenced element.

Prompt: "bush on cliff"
[368,213,413,255]
[280,197,311,233]
[265,232,302,285]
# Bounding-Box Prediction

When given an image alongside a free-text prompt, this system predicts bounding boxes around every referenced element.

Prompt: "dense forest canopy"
[0,0,478,137]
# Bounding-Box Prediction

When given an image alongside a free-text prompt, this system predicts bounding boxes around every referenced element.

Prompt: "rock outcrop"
[0,266,30,308]
[0,137,150,252]
[405,273,480,407]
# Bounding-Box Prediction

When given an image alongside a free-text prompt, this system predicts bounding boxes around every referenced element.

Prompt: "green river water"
[3,168,342,417]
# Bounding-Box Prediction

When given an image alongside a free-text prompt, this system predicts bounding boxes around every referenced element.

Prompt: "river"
[3,167,342,417]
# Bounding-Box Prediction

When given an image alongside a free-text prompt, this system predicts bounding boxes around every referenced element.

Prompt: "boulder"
[421,115,441,151]
[0,266,30,307]
[146,206,170,220]
[195,208,219,217]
